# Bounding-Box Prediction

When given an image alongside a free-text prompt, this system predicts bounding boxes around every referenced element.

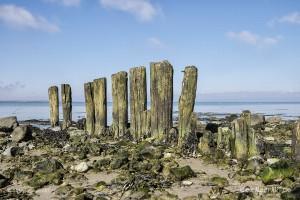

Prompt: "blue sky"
[0,0,300,101]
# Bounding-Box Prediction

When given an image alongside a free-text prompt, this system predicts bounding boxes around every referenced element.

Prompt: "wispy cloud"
[147,37,165,48]
[100,0,158,22]
[44,0,81,7]
[0,4,60,32]
[226,30,281,47]
[278,12,300,25]
[0,81,25,91]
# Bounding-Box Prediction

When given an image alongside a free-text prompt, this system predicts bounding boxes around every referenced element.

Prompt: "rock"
[2,146,21,157]
[0,174,9,188]
[50,126,61,132]
[210,176,229,188]
[34,158,63,174]
[27,171,64,189]
[264,127,273,132]
[11,125,31,142]
[68,128,86,137]
[0,131,8,138]
[267,158,280,165]
[264,136,275,142]
[266,116,282,124]
[281,184,300,200]
[169,165,196,181]
[110,150,129,169]
[138,142,163,159]
[260,160,294,184]
[182,180,193,186]
[251,114,265,126]
[71,162,89,173]
[0,116,18,132]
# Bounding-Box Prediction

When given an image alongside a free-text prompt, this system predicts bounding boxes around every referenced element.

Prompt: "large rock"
[169,165,196,181]
[2,146,22,157]
[0,174,9,188]
[0,116,18,132]
[11,125,31,142]
[260,160,294,184]
[251,114,265,126]
[34,158,63,174]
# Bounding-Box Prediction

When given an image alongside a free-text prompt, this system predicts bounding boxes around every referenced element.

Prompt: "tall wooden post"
[178,66,198,146]
[141,110,151,139]
[93,78,107,135]
[232,118,248,160]
[150,61,173,141]
[130,66,147,141]
[112,71,128,138]
[242,111,258,157]
[61,84,72,130]
[84,82,95,135]
[48,86,59,127]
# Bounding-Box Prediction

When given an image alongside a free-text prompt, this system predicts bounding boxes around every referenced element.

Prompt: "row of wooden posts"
[48,60,198,144]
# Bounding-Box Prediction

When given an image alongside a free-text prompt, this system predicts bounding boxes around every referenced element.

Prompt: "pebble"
[71,162,89,173]
[182,180,193,186]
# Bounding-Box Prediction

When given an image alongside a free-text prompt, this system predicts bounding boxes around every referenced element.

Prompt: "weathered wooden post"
[141,110,151,139]
[292,121,300,162]
[178,66,198,146]
[241,110,258,157]
[130,66,147,141]
[93,78,107,135]
[231,118,248,160]
[48,86,59,127]
[84,82,95,135]
[61,84,72,129]
[112,71,128,138]
[150,61,173,141]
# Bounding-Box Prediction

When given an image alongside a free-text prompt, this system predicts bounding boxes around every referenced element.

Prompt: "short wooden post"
[61,84,72,129]
[84,82,95,135]
[150,61,173,141]
[48,86,59,127]
[178,66,198,146]
[93,78,107,135]
[112,71,128,138]
[293,121,300,162]
[130,66,147,141]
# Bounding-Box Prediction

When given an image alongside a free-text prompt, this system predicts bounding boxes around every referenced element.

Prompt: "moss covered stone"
[169,165,196,181]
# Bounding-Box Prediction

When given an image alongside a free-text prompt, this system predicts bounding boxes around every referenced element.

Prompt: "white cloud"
[147,37,165,48]
[0,4,60,32]
[45,0,81,7]
[100,0,157,22]
[226,30,280,47]
[278,12,300,25]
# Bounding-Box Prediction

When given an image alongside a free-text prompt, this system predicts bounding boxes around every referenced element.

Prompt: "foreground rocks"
[0,114,299,199]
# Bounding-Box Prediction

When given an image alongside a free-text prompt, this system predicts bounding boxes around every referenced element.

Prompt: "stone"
[0,116,18,132]
[0,174,9,188]
[11,125,31,142]
[169,165,196,181]
[71,162,89,173]
[264,136,275,142]
[267,158,280,165]
[260,160,294,184]
[210,176,229,188]
[251,114,265,126]
[182,180,193,186]
[110,150,129,169]
[2,146,21,157]
[34,158,63,174]
[266,116,282,123]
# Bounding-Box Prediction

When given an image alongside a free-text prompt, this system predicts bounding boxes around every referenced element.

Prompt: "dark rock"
[77,118,86,130]
[2,146,22,157]
[33,158,63,174]
[0,116,18,132]
[11,125,31,142]
[110,150,129,169]
[205,123,219,133]
[169,165,196,181]
[281,184,300,200]
[0,174,9,188]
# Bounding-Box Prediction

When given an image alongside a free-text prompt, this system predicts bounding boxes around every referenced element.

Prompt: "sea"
[0,101,300,124]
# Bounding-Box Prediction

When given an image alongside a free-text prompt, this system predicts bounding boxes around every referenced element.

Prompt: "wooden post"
[93,78,107,135]
[292,121,300,162]
[141,110,151,139]
[178,66,198,146]
[112,71,128,139]
[150,61,173,141]
[61,84,72,130]
[231,118,248,160]
[84,82,95,135]
[48,86,59,127]
[241,110,258,157]
[130,66,147,141]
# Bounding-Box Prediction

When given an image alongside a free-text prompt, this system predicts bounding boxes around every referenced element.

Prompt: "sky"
[0,0,300,101]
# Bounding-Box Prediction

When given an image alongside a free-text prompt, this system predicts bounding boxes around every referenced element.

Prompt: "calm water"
[0,101,300,123]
